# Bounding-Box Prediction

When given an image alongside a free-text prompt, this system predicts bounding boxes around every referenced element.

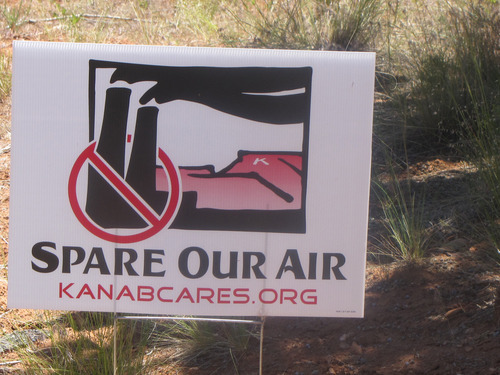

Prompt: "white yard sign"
[8,42,375,317]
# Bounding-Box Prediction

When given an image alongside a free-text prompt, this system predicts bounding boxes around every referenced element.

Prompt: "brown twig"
[22,13,145,26]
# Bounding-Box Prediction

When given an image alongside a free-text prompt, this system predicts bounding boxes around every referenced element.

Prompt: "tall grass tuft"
[151,319,253,372]
[16,312,152,374]
[379,1,499,263]
[0,53,11,102]
[373,162,435,261]
[462,48,500,262]
[435,1,500,262]
[406,0,499,149]
[1,0,30,31]
[0,52,11,138]
[175,0,221,42]
[233,0,384,50]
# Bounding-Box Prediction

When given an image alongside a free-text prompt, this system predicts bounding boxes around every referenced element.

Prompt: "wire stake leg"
[113,312,118,375]
[259,316,266,375]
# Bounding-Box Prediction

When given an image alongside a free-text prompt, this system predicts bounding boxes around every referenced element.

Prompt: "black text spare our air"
[31,242,347,280]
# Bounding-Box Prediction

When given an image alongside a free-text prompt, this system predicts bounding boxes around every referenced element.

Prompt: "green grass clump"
[16,312,152,375]
[373,170,434,262]
[1,0,30,31]
[233,0,384,50]
[0,53,10,102]
[175,0,221,41]
[151,319,253,372]
[442,1,500,260]
[465,62,500,263]
[406,0,499,149]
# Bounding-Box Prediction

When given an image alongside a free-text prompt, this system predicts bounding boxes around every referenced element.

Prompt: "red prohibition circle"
[68,142,181,243]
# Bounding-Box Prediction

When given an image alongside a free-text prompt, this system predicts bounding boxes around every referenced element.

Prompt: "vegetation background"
[0,0,499,374]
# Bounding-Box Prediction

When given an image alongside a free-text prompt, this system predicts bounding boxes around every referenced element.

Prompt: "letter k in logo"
[253,157,269,166]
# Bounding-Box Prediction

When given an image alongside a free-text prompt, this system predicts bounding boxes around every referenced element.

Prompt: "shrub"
[233,0,384,50]
[408,0,499,149]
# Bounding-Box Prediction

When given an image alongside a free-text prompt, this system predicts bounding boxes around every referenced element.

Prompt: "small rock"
[339,332,352,341]
[311,370,320,375]
[351,341,362,354]
[464,346,473,352]
[357,357,367,365]
[465,327,474,335]
[0,329,48,353]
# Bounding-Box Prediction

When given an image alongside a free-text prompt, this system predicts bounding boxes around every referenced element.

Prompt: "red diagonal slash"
[87,144,160,226]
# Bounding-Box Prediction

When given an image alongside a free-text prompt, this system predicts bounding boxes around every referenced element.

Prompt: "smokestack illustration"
[85,87,167,228]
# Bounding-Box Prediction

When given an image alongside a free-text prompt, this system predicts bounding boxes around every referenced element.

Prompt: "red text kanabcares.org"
[58,283,318,305]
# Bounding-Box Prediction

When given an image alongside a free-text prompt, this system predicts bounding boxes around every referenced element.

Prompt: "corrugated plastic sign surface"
[8,42,375,317]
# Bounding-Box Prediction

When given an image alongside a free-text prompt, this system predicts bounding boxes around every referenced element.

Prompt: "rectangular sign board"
[8,41,375,317]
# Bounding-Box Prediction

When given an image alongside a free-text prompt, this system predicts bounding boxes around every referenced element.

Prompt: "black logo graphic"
[70,60,312,242]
